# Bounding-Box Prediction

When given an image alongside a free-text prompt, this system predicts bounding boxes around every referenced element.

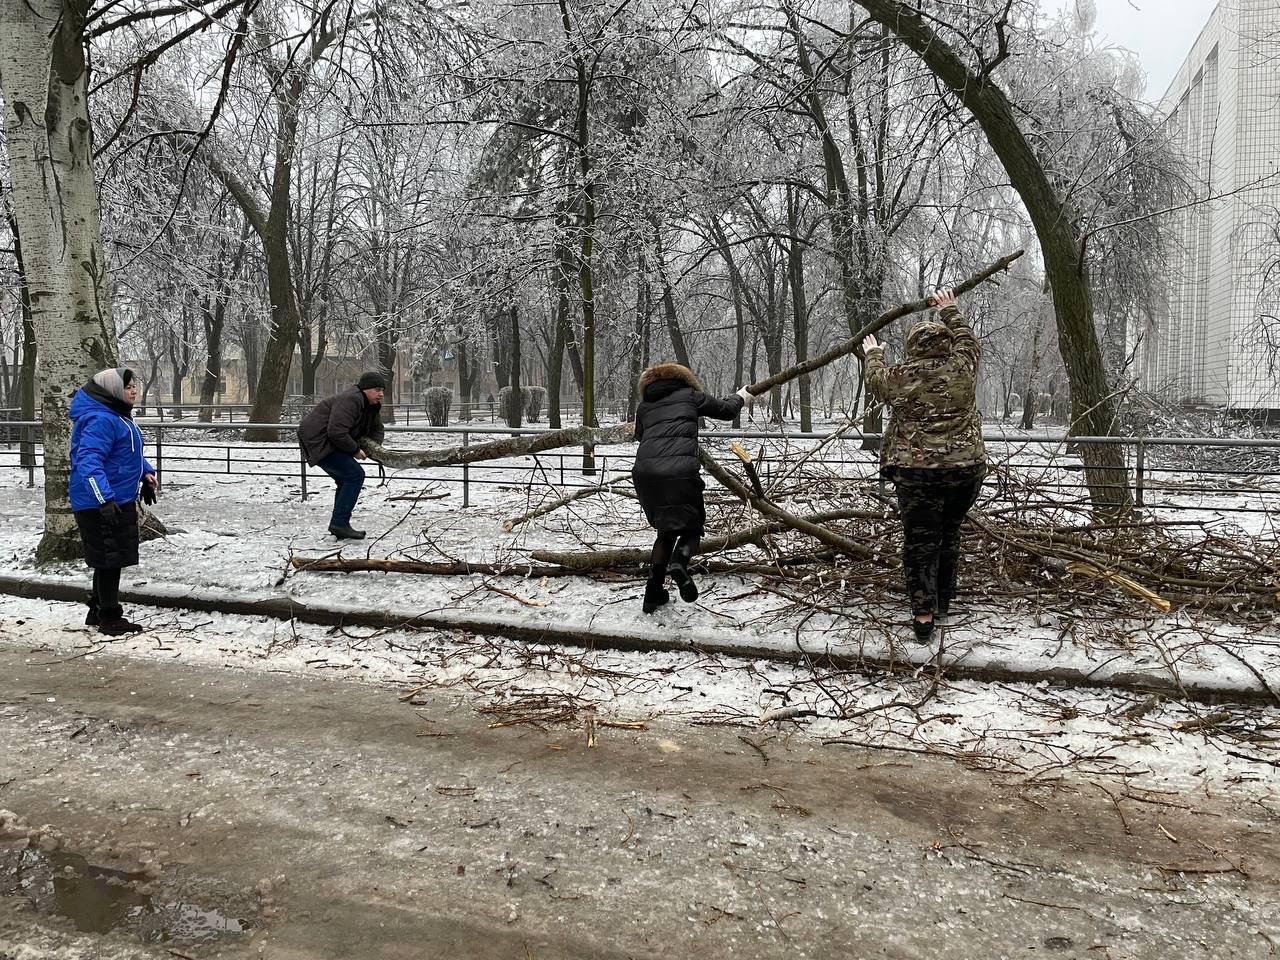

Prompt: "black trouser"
[894,466,985,616]
[91,567,123,617]
[649,530,700,584]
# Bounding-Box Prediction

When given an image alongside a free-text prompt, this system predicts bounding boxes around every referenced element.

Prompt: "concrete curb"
[1,573,1276,707]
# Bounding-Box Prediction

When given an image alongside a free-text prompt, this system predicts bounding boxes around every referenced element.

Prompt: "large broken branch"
[291,557,576,576]
[293,551,839,578]
[360,423,633,469]
[744,249,1024,396]
[529,507,883,570]
[356,254,1023,473]
[697,448,878,562]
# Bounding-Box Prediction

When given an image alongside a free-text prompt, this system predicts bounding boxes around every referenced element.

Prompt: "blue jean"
[318,452,366,527]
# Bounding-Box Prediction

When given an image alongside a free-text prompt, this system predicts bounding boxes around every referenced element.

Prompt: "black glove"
[140,479,157,506]
[99,500,122,524]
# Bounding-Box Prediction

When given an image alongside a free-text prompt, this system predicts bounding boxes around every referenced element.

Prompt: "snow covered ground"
[1,429,1278,810]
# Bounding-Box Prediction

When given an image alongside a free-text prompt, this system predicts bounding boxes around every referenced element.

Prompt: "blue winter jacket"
[68,389,155,511]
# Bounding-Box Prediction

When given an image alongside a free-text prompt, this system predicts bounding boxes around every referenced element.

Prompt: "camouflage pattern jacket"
[863,305,986,473]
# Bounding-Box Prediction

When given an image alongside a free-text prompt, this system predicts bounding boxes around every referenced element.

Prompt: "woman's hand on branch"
[929,288,956,312]
[861,334,880,354]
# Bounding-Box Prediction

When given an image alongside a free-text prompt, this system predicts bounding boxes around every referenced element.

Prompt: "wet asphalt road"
[1,643,1277,959]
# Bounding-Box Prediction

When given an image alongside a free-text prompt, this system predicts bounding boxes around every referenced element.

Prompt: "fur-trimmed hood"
[638,362,702,394]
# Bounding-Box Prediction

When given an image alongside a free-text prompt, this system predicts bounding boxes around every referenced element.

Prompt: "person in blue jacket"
[69,367,158,635]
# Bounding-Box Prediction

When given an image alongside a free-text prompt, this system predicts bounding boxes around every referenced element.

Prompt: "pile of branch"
[289,247,1276,618]
[295,437,1278,617]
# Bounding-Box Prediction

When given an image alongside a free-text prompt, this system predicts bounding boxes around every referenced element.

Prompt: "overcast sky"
[1086,0,1221,99]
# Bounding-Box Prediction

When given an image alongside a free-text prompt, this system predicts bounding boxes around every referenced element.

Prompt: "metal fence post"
[24,424,34,488]
[300,448,308,500]
[462,430,470,507]
[1134,439,1145,510]
[155,424,164,483]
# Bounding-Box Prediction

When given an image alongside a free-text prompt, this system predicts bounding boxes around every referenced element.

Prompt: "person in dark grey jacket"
[298,372,386,539]
[631,362,762,613]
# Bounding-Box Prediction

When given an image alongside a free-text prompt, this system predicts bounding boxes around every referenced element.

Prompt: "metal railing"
[3,419,1279,520]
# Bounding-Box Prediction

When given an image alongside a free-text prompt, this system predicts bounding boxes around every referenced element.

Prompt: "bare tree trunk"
[786,189,813,432]
[628,248,649,420]
[652,223,690,368]
[242,324,259,402]
[1,0,117,562]
[376,327,397,426]
[196,18,345,440]
[507,303,523,429]
[547,240,569,428]
[709,218,748,427]
[1021,315,1044,430]
[457,340,477,422]
[559,0,596,470]
[9,216,40,468]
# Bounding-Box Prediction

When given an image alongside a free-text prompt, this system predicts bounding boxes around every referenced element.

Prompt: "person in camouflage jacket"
[862,288,987,643]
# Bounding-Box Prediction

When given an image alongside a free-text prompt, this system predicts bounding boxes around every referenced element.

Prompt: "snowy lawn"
[1,428,1278,812]
[2,426,1277,699]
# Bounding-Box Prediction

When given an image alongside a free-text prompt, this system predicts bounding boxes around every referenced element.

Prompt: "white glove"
[736,386,755,406]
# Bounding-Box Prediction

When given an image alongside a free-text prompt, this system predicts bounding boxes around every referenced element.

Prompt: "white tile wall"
[1146,0,1280,409]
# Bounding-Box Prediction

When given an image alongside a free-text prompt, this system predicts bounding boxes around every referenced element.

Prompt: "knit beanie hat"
[91,368,135,400]
[357,371,387,390]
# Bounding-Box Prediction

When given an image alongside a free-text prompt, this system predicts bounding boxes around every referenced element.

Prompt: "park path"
[1,642,1277,959]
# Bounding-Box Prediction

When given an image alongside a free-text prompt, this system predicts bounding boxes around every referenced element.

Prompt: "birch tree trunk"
[0,0,117,562]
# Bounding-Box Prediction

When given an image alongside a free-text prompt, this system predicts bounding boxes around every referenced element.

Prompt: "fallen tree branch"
[291,557,576,577]
[698,448,877,561]
[360,423,633,469]
[744,249,1024,396]
[529,507,884,570]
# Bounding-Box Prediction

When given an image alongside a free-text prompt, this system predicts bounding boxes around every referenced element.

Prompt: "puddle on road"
[0,847,254,945]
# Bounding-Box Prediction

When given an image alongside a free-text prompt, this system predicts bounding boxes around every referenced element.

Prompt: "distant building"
[1144,0,1280,411]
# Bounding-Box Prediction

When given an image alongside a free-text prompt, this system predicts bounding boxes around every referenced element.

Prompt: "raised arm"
[695,391,745,422]
[931,287,979,375]
[861,335,894,402]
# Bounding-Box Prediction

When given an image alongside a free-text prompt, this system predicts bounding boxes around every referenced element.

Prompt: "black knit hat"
[357,371,386,390]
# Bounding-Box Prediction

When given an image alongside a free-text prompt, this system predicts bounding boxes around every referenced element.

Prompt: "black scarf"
[82,379,135,419]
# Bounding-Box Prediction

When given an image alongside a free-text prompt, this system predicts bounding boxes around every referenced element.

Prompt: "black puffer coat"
[298,386,385,467]
[631,363,744,534]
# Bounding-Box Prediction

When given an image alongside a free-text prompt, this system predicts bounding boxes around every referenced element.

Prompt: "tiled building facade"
[1145,0,1280,410]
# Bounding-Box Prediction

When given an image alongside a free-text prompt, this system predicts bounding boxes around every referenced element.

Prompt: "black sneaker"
[911,619,935,644]
[669,565,698,603]
[329,525,366,540]
[98,616,145,637]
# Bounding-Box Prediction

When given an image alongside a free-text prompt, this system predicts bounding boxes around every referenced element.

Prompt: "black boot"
[911,618,935,644]
[668,564,698,603]
[329,525,366,540]
[669,537,699,603]
[85,597,99,626]
[97,607,145,636]
[642,580,670,614]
